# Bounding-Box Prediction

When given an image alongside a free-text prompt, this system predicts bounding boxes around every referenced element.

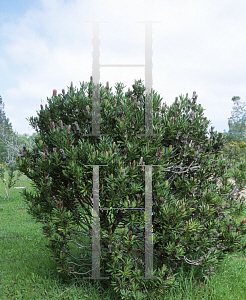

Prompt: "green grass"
[1,169,246,299]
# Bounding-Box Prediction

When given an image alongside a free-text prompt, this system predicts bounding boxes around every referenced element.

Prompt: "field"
[1,166,246,299]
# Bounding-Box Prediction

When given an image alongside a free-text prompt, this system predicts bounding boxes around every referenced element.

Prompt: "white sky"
[1,0,245,137]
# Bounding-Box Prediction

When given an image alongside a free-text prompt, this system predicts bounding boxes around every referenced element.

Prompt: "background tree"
[222,96,246,164]
[225,96,246,143]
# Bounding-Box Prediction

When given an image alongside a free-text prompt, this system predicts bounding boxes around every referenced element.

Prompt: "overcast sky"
[0,0,245,138]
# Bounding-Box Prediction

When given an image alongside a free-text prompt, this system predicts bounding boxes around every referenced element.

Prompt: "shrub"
[0,161,22,199]
[15,78,246,299]
[223,140,246,162]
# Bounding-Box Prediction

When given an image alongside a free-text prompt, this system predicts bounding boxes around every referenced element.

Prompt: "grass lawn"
[1,167,246,299]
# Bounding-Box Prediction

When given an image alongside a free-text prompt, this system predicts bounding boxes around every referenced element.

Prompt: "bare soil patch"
[215,177,246,199]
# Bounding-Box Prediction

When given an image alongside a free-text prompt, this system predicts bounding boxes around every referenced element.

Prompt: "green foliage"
[14,79,246,299]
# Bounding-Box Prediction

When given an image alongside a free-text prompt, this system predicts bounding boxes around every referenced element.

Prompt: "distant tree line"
[0,95,37,166]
